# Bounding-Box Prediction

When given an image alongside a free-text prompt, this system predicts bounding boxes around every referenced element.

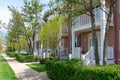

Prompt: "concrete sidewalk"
[2,54,51,80]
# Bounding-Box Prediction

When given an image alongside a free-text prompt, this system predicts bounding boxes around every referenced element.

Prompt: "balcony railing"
[73,7,113,29]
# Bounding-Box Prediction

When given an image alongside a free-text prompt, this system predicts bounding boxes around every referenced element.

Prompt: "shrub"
[39,58,46,64]
[45,59,81,80]
[7,52,38,62]
[6,52,16,57]
[45,60,120,80]
[74,66,120,80]
[15,54,38,62]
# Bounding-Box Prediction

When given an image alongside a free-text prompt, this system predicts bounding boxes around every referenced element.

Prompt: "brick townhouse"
[62,0,120,65]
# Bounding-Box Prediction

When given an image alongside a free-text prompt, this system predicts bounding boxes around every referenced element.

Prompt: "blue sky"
[0,0,49,36]
[0,0,49,24]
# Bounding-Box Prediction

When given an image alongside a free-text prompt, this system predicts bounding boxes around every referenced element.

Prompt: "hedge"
[6,52,16,57]
[45,60,120,80]
[7,52,38,62]
[45,59,81,80]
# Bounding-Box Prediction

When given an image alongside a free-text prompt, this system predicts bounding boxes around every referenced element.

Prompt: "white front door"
[88,36,101,60]
[88,37,93,59]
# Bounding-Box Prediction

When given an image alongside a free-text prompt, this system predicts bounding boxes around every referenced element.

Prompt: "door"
[88,36,101,59]
[88,37,92,59]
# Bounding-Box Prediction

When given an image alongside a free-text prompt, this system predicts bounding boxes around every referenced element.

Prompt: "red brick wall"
[74,28,114,54]
[107,27,114,46]
[64,36,69,49]
[116,0,120,63]
[62,24,71,54]
[114,0,119,63]
[80,31,90,54]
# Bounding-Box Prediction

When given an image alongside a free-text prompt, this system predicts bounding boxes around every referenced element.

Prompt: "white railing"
[81,46,114,65]
[60,48,69,60]
[72,47,81,58]
[82,47,94,65]
[73,7,102,28]
[73,7,113,29]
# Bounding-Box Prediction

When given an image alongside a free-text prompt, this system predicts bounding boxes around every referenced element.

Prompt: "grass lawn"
[0,55,16,80]
[27,63,46,72]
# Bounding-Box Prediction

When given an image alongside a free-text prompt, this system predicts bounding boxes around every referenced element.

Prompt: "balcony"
[72,7,113,32]
[62,26,68,36]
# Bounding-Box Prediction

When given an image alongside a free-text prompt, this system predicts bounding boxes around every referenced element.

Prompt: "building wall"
[63,36,69,49]
[107,27,114,46]
[115,0,120,63]
[62,25,71,54]
[74,27,114,54]
[114,0,119,64]
[79,31,90,54]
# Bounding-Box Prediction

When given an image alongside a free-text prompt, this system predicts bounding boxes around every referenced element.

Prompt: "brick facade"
[63,0,120,64]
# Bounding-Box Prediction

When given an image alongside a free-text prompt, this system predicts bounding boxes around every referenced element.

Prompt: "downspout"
[114,0,119,64]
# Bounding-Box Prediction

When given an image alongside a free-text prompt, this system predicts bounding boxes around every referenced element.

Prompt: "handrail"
[82,47,94,65]
[82,47,93,59]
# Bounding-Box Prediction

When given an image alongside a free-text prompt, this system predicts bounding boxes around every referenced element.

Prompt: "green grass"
[0,55,16,80]
[27,64,46,72]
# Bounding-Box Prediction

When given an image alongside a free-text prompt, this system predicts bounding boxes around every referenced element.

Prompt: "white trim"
[72,31,75,57]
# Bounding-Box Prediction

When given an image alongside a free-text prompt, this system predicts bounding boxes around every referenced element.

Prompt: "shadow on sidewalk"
[17,67,50,80]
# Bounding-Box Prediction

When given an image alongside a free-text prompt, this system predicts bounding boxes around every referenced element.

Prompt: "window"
[75,36,80,47]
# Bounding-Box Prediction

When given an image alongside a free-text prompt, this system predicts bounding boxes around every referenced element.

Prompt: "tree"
[0,37,3,53]
[39,16,64,59]
[43,10,53,22]
[101,0,116,65]
[7,6,25,52]
[21,0,43,54]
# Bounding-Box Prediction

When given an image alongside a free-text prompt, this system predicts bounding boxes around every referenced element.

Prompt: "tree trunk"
[91,19,100,65]
[31,31,35,54]
[103,32,108,65]
[90,0,100,65]
[103,12,113,65]
[103,0,115,65]
[26,36,32,54]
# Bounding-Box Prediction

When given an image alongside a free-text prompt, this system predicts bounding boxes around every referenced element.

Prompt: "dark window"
[75,36,80,47]
[77,37,80,47]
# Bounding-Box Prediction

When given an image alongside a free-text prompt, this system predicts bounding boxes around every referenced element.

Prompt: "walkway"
[2,54,51,80]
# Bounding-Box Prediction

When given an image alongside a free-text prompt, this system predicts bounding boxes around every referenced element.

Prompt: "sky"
[0,0,49,36]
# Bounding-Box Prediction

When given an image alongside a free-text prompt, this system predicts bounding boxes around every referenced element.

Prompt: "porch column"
[100,24,105,65]
[100,0,106,65]
[72,31,75,58]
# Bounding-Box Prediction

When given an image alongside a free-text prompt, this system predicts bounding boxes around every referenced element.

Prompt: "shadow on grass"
[27,64,46,72]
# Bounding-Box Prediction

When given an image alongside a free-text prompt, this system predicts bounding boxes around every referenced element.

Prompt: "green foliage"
[39,16,64,49]
[74,66,120,80]
[21,0,44,54]
[45,60,120,80]
[43,10,53,22]
[45,59,81,80]
[39,58,46,64]
[27,64,46,72]
[16,54,38,62]
[22,0,43,23]
[6,6,25,52]
[7,52,38,62]
[0,55,16,80]
[6,52,16,57]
